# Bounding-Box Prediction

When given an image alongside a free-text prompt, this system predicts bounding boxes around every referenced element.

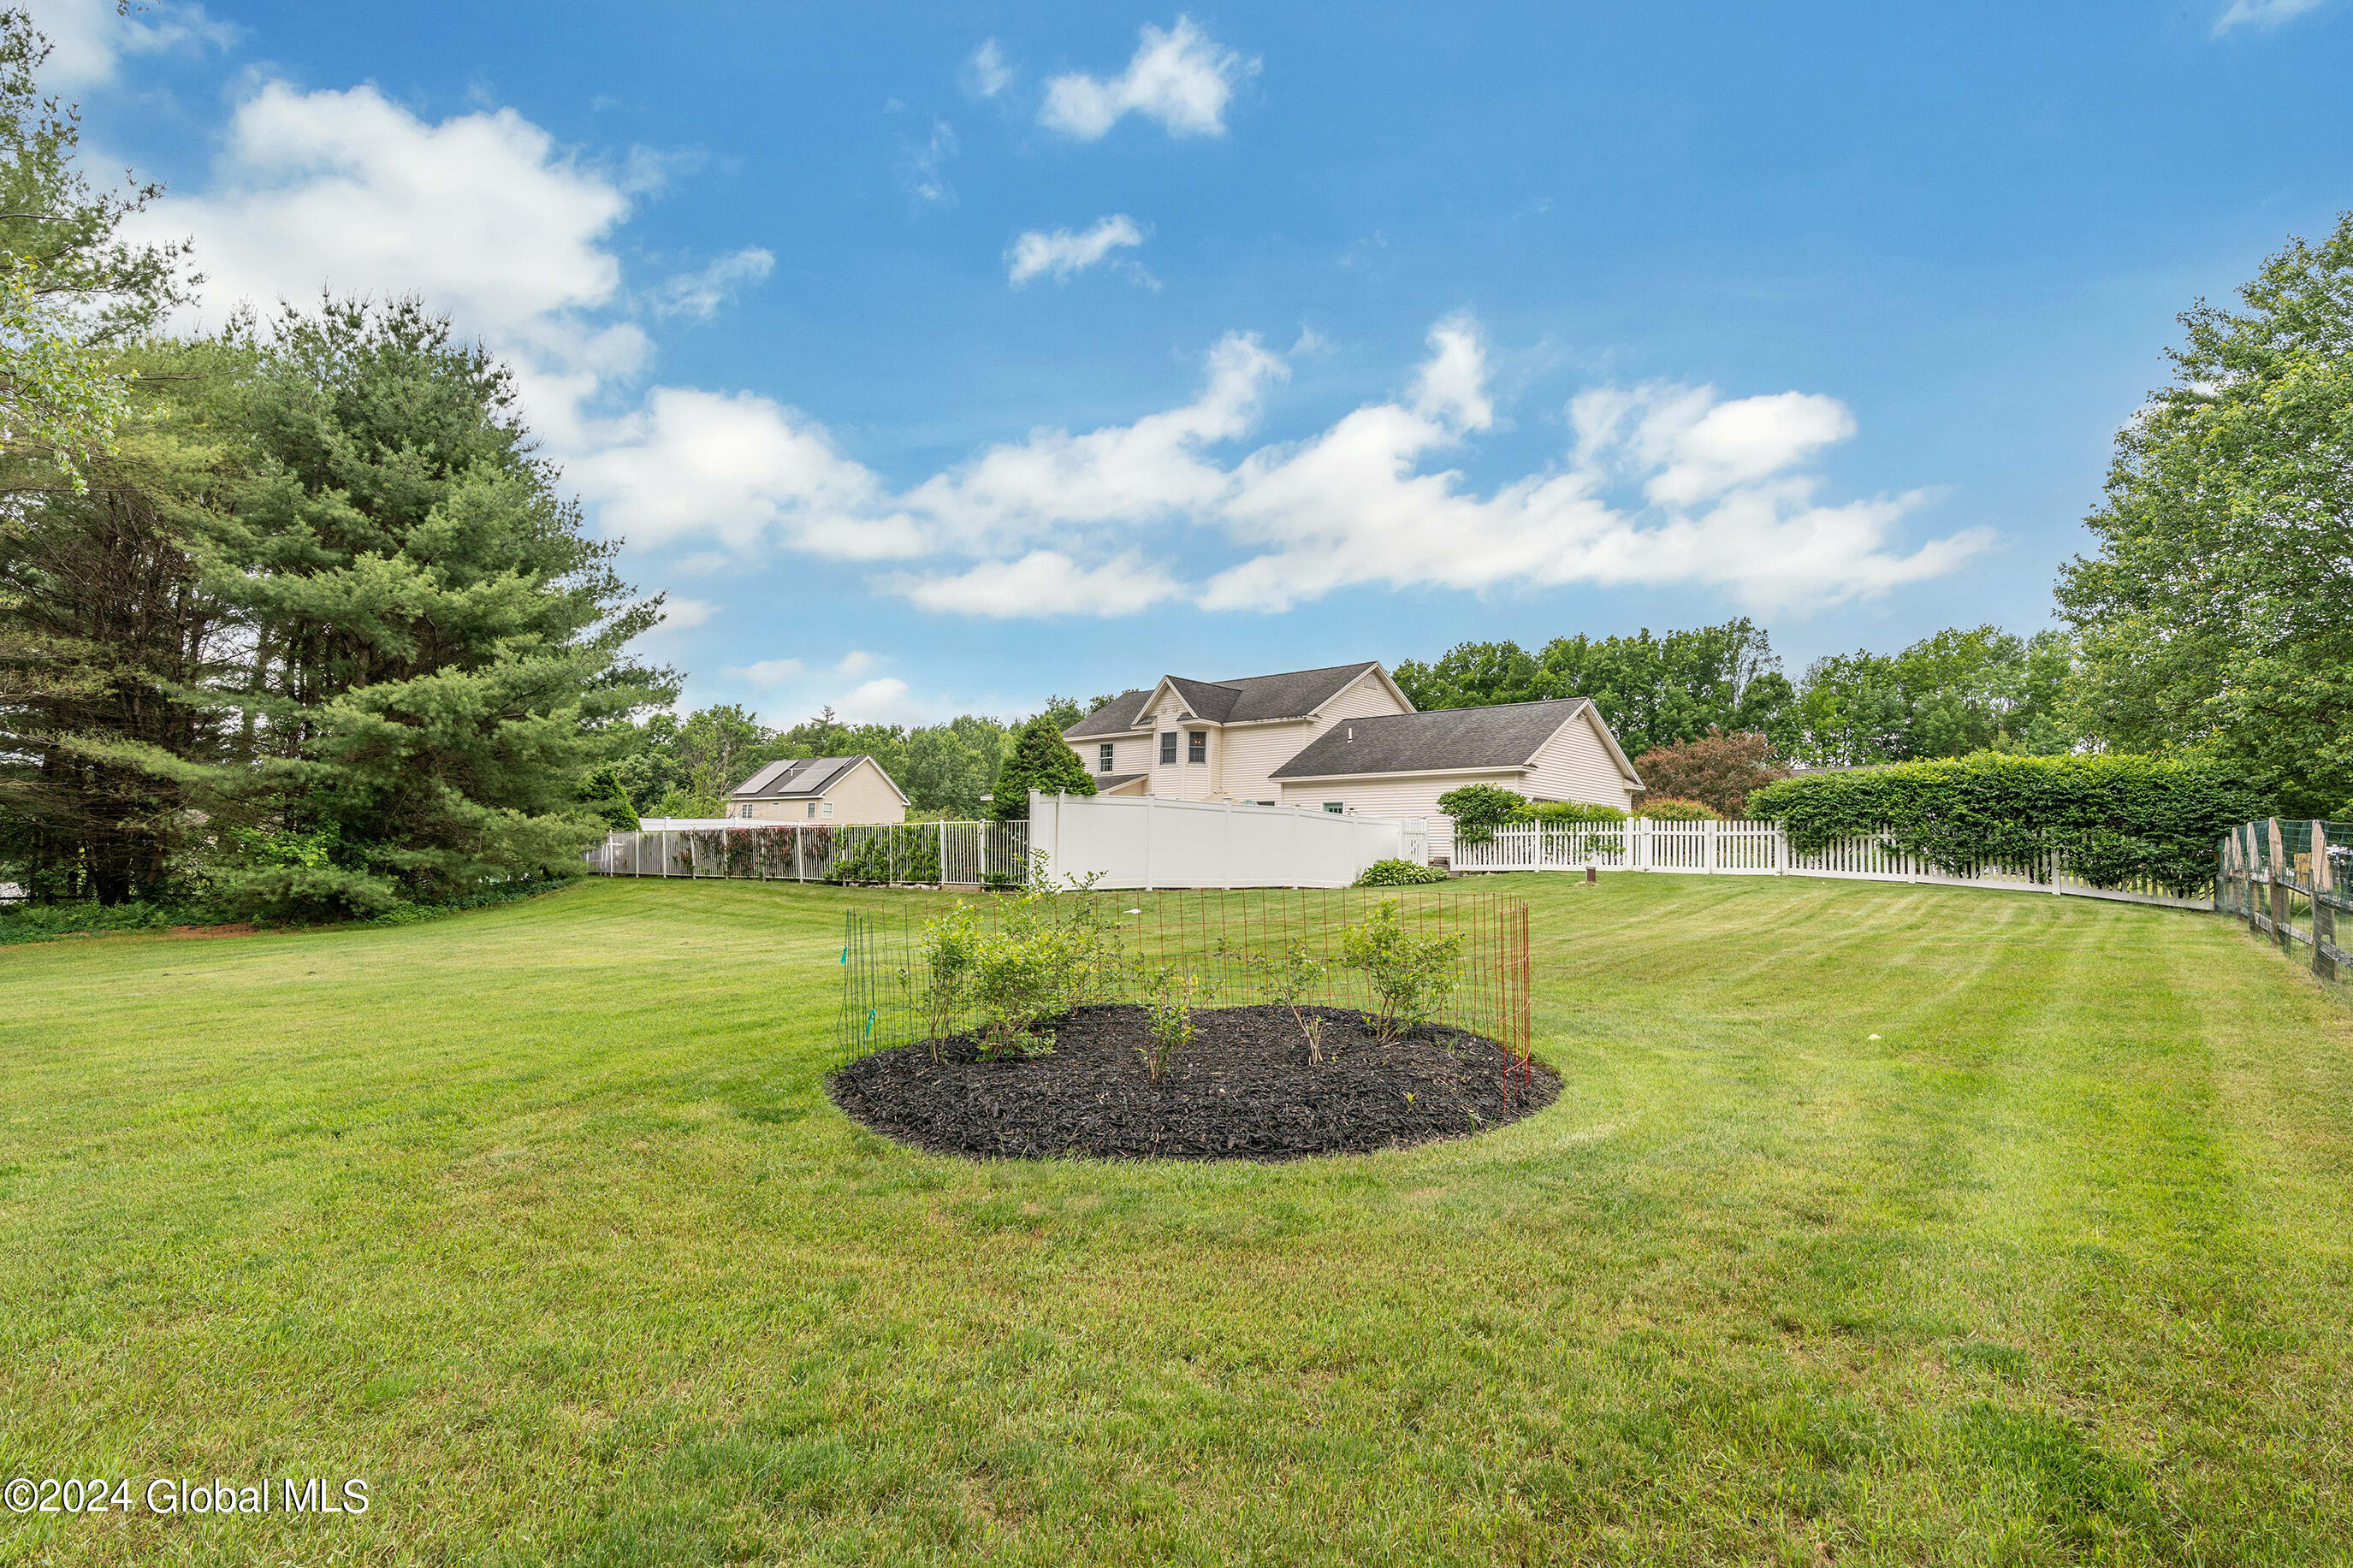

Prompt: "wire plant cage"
[836,885,1534,1080]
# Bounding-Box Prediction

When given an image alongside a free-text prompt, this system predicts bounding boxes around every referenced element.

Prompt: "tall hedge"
[1746,753,2271,896]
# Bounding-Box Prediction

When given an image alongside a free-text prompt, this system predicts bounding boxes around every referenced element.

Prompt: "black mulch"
[827,1003,1559,1163]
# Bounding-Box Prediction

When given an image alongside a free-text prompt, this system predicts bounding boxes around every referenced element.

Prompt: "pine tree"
[990,712,1095,820]
[156,299,668,918]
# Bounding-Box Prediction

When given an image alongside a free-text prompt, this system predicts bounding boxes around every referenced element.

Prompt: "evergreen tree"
[145,299,667,918]
[0,340,252,901]
[991,711,1094,820]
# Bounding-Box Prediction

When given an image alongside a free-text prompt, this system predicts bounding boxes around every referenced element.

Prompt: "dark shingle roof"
[1092,772,1146,790]
[1064,663,1386,736]
[1269,699,1597,780]
[730,756,862,798]
[1063,689,1153,739]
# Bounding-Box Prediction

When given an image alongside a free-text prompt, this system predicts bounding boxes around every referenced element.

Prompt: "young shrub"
[1435,783,1528,844]
[1234,937,1329,1062]
[960,862,1120,1057]
[1141,966,1196,1084]
[1339,897,1464,1041]
[1354,857,1448,887]
[919,902,982,1061]
[1637,796,1721,821]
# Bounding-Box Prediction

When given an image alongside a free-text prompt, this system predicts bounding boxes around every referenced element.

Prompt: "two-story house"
[1059,660,1642,857]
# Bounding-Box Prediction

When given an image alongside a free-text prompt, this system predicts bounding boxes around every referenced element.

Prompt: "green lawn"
[3,873,2349,1565]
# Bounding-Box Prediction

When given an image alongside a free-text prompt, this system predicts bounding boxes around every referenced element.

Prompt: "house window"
[1323,802,1345,814]
[821,801,833,819]
[738,804,754,820]
[806,802,818,819]
[1098,742,1114,772]
[1187,731,1207,764]
[1159,731,1177,765]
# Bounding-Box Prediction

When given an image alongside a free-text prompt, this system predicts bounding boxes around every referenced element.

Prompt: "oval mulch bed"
[828,1003,1559,1163]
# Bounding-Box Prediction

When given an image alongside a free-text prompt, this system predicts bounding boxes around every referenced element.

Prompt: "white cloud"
[967,39,1012,98]
[836,650,875,676]
[900,331,1281,552]
[899,551,1186,618]
[1410,316,1495,432]
[1039,17,1255,140]
[568,386,922,559]
[652,597,716,631]
[904,117,957,206]
[2213,0,2326,32]
[136,82,630,337]
[733,657,805,685]
[1195,339,1971,614]
[653,246,774,320]
[25,0,234,88]
[835,677,913,722]
[1571,382,1857,507]
[1005,214,1147,286]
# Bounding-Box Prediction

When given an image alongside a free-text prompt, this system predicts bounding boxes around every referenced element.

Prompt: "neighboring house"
[1060,661,1642,858]
[726,756,909,824]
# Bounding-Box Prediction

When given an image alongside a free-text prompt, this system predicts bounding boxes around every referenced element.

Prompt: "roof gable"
[728,756,863,799]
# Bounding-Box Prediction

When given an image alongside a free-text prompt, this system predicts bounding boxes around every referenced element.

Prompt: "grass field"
[3,873,2350,1565]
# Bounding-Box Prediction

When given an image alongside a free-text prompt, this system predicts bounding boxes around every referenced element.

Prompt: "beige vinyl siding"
[1316,670,1414,724]
[1521,708,1639,811]
[1067,732,1147,777]
[1276,770,1521,860]
[1215,719,1318,803]
[742,759,907,824]
[1145,692,1217,801]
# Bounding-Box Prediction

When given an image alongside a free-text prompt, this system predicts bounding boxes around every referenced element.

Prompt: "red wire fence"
[838,885,1534,1083]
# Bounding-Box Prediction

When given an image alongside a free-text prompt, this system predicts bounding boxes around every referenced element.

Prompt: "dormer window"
[1159,731,1177,765]
[1187,731,1207,764]
[1098,742,1114,772]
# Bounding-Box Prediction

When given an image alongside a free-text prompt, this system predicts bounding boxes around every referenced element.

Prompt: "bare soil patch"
[828,1003,1557,1163]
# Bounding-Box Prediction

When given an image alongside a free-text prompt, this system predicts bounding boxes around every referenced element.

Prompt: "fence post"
[2313,820,2336,983]
[939,820,947,888]
[2269,819,2291,952]
[2240,827,2259,940]
[1704,819,1717,874]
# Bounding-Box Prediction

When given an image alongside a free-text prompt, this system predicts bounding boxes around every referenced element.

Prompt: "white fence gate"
[1030,791,1427,891]
[1449,818,2208,908]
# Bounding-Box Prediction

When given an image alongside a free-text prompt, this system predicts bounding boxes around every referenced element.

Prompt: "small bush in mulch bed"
[828,1003,1557,1163]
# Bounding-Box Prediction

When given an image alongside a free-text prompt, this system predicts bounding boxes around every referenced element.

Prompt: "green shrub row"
[1746,753,2272,896]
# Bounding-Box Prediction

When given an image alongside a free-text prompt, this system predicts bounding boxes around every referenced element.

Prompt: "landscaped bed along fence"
[2217,819,2349,990]
[837,883,1532,1079]
[587,820,1031,886]
[1451,817,2213,908]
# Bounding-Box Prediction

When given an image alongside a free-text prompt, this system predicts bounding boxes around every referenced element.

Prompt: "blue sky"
[36,0,2353,724]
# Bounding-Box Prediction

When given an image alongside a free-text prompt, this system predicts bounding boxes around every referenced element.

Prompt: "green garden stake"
[865,1008,875,1038]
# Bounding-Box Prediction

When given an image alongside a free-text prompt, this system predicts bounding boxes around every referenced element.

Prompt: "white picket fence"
[1449,818,2208,908]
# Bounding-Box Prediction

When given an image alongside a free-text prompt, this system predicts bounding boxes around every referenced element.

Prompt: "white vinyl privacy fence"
[586,819,1030,886]
[1449,817,2208,908]
[1029,791,1429,890]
